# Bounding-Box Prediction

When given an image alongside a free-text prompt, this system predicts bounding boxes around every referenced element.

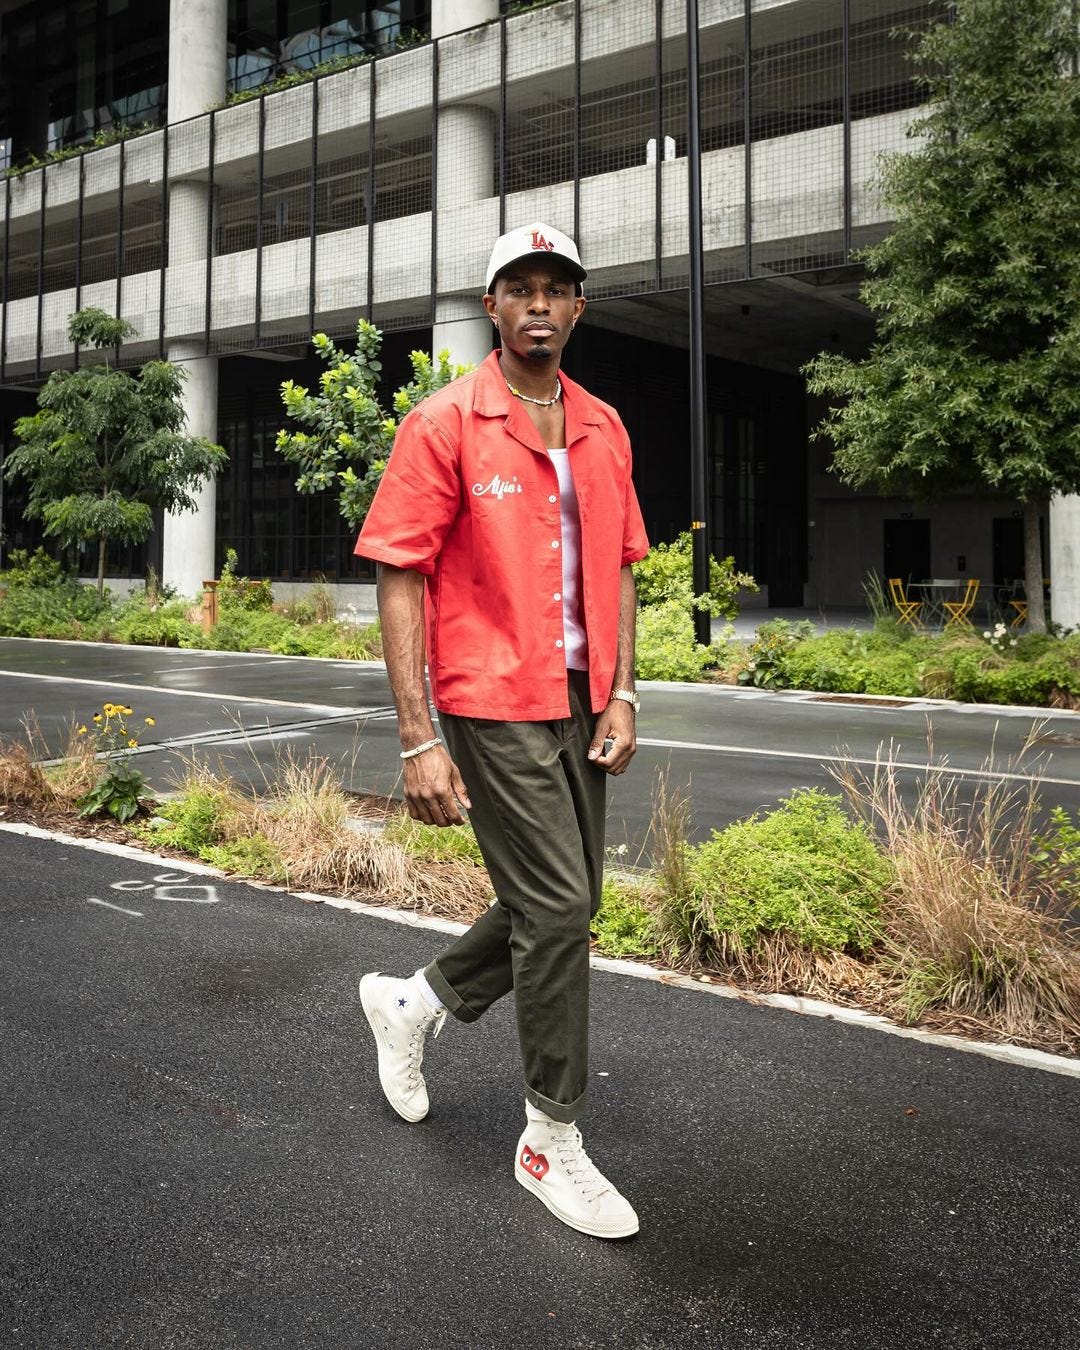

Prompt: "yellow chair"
[888,577,922,628]
[1008,598,1027,629]
[943,578,980,629]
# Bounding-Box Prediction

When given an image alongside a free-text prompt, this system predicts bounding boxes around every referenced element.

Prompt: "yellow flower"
[127,738,137,748]
[92,714,102,723]
[103,703,115,715]
[77,726,88,735]
[122,706,133,716]
[144,716,156,727]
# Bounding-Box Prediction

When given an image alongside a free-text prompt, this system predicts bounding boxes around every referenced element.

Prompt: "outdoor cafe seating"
[888,577,981,629]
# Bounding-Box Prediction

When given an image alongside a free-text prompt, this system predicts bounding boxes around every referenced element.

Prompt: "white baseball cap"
[484,222,587,292]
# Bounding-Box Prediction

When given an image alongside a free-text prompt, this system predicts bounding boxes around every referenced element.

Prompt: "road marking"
[635,737,1080,788]
[87,897,143,917]
[0,667,351,716]
[110,876,221,904]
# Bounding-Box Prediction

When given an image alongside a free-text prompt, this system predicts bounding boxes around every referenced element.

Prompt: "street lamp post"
[686,0,710,644]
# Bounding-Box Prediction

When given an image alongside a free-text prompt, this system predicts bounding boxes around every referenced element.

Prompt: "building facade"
[1,0,1075,619]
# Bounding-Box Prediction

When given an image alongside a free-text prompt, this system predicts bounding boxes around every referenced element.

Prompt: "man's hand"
[587,700,637,776]
[403,744,472,825]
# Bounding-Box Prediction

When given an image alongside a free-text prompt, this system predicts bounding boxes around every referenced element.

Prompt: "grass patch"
[834,738,1080,1052]
[591,876,661,959]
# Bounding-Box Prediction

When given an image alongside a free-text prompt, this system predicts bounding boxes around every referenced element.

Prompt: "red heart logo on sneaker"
[519,1145,549,1180]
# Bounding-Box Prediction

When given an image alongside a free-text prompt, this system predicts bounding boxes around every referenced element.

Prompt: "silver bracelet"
[399,737,442,761]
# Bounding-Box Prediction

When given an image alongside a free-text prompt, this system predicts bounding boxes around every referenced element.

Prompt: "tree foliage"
[275,320,473,531]
[5,309,228,596]
[804,0,1080,630]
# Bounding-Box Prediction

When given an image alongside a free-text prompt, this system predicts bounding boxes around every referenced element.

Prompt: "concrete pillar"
[431,0,498,39]
[161,344,219,601]
[432,297,495,369]
[434,100,497,367]
[1050,495,1080,629]
[168,0,228,118]
[162,0,227,596]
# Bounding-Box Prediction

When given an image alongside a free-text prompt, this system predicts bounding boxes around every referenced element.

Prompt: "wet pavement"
[2,638,1080,849]
[3,828,1078,1349]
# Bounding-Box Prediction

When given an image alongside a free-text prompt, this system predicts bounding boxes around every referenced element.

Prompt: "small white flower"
[748,661,757,670]
[983,631,991,639]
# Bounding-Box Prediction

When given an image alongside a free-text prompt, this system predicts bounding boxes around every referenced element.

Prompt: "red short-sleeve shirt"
[355,350,649,721]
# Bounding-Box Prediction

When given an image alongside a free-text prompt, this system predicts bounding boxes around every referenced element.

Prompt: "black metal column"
[35,169,46,380]
[842,0,852,260]
[74,153,84,367]
[205,110,216,356]
[499,17,507,235]
[573,0,582,241]
[309,80,319,336]
[0,178,9,384]
[159,126,169,359]
[654,0,663,291]
[686,0,709,642]
[255,95,265,347]
[367,64,376,322]
[115,138,126,355]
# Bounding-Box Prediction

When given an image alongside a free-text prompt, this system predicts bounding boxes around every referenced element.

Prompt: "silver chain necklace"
[505,376,562,408]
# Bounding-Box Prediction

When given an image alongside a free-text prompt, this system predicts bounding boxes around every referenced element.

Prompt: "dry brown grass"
[166,750,491,922]
[832,731,1080,1054]
[0,740,51,807]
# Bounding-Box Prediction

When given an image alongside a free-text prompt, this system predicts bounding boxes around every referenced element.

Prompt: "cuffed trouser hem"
[424,959,483,1024]
[526,1083,587,1125]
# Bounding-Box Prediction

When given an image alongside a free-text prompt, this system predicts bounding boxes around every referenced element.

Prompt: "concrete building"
[0,0,1073,621]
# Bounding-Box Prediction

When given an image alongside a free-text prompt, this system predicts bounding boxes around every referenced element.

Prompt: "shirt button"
[551,540,560,549]
[555,640,564,649]
[553,592,561,601]
[548,494,557,503]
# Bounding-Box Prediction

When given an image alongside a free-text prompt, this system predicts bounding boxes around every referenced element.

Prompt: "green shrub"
[383,812,486,865]
[664,789,890,963]
[591,877,660,958]
[633,532,756,618]
[635,599,718,681]
[0,547,66,589]
[112,594,206,648]
[201,833,286,881]
[738,619,816,689]
[0,580,114,638]
[217,548,274,612]
[145,787,230,852]
[1032,806,1080,906]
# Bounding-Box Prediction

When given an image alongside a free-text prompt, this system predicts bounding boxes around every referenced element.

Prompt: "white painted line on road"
[87,897,143,917]
[0,667,352,716]
[636,737,1080,788]
[4,819,1079,1082]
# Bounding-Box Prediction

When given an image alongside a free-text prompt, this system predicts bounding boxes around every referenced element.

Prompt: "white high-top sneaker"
[515,1103,639,1239]
[359,972,446,1122]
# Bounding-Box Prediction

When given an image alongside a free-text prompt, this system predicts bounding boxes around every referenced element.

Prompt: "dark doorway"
[883,518,930,584]
[992,517,1025,587]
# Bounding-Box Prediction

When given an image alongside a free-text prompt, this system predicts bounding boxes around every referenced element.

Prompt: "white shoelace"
[405,1008,446,1086]
[550,1125,614,1203]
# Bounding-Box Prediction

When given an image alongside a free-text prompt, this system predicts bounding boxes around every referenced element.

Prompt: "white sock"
[410,969,445,1013]
[526,1099,574,1128]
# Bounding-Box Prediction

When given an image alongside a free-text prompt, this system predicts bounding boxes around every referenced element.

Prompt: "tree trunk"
[96,536,107,600]
[1023,499,1046,634]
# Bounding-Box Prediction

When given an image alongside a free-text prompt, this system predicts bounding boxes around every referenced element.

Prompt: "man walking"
[355,222,648,1240]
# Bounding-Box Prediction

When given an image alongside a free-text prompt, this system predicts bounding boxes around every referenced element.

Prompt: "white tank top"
[547,448,589,671]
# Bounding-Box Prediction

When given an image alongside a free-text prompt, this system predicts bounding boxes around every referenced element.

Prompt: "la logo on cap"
[530,229,555,252]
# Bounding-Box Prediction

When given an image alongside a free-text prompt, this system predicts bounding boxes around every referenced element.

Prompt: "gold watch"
[609,688,640,713]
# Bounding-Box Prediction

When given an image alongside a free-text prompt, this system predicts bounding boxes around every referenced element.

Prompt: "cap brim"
[487,250,587,290]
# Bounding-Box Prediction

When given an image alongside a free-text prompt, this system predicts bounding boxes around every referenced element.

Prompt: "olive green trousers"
[424,670,606,1123]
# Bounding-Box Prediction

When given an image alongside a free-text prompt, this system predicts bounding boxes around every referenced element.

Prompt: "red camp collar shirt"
[355,350,649,721]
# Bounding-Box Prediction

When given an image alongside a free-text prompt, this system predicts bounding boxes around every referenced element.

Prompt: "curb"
[4,819,1079,1083]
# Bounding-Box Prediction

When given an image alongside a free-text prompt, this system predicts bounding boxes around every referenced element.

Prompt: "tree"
[275,319,473,531]
[804,0,1080,631]
[5,309,227,598]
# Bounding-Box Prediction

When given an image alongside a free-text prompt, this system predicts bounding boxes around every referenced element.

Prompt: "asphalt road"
[2,829,1078,1349]
[2,638,1080,850]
